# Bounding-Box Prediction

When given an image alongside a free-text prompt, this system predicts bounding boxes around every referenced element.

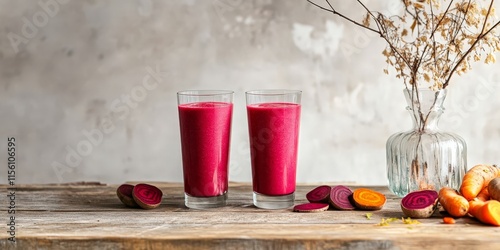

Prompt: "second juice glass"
[246,90,302,209]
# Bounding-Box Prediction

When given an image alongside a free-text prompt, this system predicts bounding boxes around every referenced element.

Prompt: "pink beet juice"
[247,103,301,195]
[177,90,233,209]
[246,90,301,209]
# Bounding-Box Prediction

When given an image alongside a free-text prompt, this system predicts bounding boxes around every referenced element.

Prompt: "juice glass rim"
[177,90,234,96]
[245,89,302,96]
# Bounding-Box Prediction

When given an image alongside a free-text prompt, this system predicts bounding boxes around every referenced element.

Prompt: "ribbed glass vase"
[386,88,467,197]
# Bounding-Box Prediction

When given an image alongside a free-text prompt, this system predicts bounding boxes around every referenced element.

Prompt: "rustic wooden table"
[1,182,499,249]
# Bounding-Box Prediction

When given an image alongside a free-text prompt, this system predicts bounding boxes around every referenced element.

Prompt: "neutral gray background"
[1,0,499,185]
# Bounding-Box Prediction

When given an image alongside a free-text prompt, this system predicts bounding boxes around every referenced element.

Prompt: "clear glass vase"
[386,88,467,197]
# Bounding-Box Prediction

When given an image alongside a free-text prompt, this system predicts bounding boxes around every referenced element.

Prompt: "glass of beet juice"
[246,90,301,209]
[177,90,233,209]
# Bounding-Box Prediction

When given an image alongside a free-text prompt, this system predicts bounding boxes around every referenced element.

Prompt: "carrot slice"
[469,200,500,226]
[443,217,456,224]
[352,188,386,210]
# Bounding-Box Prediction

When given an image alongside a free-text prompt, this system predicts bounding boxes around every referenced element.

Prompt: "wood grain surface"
[1,182,499,250]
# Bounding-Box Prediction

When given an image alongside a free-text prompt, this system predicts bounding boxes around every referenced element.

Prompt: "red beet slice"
[293,203,329,212]
[329,185,355,210]
[306,185,331,203]
[401,190,439,218]
[117,184,139,208]
[132,183,163,209]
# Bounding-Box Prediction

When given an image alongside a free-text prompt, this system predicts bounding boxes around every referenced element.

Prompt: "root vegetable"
[306,185,331,203]
[468,199,500,226]
[442,217,456,224]
[488,177,500,201]
[132,183,163,209]
[438,187,469,217]
[117,184,139,208]
[477,187,490,202]
[460,164,499,201]
[293,203,329,212]
[329,185,355,210]
[352,188,386,210]
[400,190,438,218]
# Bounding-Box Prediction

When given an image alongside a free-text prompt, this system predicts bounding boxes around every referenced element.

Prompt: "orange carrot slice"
[352,188,386,210]
[469,200,500,226]
[443,217,456,224]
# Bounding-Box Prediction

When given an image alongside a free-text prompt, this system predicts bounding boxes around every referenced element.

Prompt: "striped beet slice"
[132,183,163,209]
[401,190,438,218]
[329,185,355,210]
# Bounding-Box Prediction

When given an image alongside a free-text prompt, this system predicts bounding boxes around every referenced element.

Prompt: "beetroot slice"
[132,183,163,209]
[306,185,331,203]
[329,185,355,210]
[117,184,139,208]
[401,190,438,218]
[293,203,329,212]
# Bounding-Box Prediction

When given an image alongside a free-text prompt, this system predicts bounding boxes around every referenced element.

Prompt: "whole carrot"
[476,187,490,202]
[460,164,499,201]
[439,187,469,217]
[468,199,500,226]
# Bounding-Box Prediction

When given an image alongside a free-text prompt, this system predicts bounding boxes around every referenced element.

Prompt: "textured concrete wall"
[1,0,500,185]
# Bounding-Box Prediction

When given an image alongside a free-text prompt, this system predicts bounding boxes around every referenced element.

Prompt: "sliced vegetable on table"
[132,183,163,209]
[306,185,331,203]
[468,199,500,226]
[352,188,386,210]
[117,184,139,208]
[442,217,456,224]
[329,185,355,210]
[400,190,438,218]
[293,203,329,213]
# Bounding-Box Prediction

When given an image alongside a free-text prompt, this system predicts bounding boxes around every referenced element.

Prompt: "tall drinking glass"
[177,90,233,209]
[246,90,301,209]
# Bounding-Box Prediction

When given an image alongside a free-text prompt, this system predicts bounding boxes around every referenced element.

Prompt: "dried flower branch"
[309,0,500,140]
[308,0,500,91]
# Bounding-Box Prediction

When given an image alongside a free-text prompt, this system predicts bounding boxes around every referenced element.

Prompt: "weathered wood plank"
[1,183,498,250]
